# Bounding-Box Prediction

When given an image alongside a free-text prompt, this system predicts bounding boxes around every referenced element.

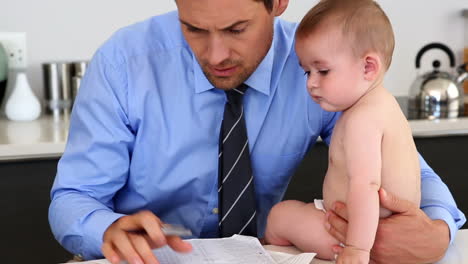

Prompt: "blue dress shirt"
[49,11,466,260]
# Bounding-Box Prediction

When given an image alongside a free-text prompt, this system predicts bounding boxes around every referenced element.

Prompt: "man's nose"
[207,35,230,66]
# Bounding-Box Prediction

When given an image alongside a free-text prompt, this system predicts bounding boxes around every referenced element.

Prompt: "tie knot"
[226,84,248,105]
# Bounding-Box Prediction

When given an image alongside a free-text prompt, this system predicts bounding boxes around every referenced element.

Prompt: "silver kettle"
[409,43,468,119]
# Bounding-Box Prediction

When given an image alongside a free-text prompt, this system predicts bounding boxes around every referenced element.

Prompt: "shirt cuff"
[423,206,458,244]
[81,209,126,260]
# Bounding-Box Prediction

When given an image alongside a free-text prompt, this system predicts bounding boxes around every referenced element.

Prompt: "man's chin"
[206,76,243,91]
[202,65,254,90]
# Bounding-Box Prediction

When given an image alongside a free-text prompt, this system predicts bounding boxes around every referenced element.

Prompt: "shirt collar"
[193,42,275,96]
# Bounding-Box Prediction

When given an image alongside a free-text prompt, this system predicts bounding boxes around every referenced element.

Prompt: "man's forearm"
[49,191,124,260]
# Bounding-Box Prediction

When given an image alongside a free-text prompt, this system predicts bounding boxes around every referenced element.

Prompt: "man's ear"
[274,0,289,17]
[363,53,381,81]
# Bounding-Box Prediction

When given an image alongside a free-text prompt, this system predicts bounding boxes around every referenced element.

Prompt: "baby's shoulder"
[340,107,382,136]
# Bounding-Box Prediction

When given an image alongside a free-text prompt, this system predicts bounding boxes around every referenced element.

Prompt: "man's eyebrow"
[179,19,249,31]
[179,19,204,30]
[220,20,249,30]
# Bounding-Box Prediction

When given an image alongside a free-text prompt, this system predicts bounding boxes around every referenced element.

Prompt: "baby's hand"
[336,246,370,264]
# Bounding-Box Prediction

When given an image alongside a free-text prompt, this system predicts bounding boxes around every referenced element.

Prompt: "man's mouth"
[211,66,238,77]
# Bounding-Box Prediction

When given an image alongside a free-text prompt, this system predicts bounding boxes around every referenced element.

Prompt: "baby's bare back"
[322,88,421,217]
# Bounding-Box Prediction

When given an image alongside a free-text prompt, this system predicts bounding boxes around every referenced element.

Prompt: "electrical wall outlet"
[0,32,27,69]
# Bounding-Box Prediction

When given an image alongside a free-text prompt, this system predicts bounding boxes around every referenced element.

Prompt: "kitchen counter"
[410,117,468,137]
[397,96,468,137]
[1,113,468,161]
[0,115,69,161]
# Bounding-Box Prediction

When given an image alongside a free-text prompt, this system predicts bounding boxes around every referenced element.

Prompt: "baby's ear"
[363,53,381,81]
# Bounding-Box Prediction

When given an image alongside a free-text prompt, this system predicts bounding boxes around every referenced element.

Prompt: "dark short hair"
[175,0,273,12]
[255,0,273,12]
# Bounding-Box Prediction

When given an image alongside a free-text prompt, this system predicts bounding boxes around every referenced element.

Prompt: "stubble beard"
[200,33,273,91]
[200,59,253,91]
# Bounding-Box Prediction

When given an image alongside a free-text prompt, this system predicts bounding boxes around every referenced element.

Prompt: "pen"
[161,224,193,237]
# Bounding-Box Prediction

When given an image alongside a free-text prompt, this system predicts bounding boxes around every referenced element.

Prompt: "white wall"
[1,0,467,97]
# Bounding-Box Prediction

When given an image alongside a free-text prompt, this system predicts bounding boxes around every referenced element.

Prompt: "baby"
[265,0,421,263]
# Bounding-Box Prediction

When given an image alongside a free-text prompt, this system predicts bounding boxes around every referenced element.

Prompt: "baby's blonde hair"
[296,0,395,70]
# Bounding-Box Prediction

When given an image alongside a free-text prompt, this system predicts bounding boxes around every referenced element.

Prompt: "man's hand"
[324,188,450,264]
[102,210,193,264]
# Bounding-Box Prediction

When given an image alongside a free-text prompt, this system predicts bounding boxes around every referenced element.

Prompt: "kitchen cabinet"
[414,136,468,228]
[0,158,70,264]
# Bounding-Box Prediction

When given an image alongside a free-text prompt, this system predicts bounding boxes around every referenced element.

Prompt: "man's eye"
[187,27,203,33]
[304,71,311,77]
[229,28,245,34]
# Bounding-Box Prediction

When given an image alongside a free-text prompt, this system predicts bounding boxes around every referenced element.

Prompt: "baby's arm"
[340,114,383,262]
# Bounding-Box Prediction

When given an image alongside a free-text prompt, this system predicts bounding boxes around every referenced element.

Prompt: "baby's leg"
[265,200,339,260]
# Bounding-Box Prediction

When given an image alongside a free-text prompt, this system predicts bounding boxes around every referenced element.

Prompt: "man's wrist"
[423,206,459,244]
[431,219,450,262]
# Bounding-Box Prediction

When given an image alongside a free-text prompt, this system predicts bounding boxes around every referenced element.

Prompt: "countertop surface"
[0,115,68,161]
[1,112,468,161]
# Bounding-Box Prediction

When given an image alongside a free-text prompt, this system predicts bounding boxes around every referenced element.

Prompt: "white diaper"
[314,199,326,212]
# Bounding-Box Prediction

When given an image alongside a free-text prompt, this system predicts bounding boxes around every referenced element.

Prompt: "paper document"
[265,245,317,264]
[72,235,315,264]
[151,235,276,263]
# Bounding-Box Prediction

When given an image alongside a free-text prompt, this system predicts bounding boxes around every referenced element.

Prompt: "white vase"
[5,72,41,121]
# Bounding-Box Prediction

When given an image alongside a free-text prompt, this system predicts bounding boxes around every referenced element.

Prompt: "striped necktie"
[218,84,257,237]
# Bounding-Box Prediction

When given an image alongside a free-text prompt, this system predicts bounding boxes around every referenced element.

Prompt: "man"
[49,0,466,264]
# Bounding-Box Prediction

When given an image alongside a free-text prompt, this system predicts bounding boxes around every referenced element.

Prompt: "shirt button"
[212,208,219,214]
